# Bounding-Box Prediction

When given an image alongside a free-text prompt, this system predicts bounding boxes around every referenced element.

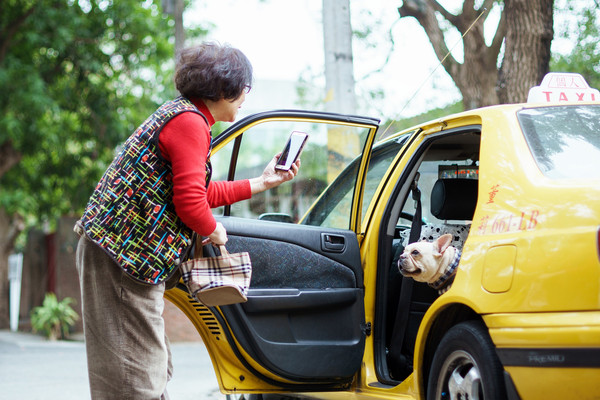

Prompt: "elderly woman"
[75,42,299,399]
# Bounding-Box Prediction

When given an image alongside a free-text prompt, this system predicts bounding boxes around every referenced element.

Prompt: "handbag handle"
[193,235,204,258]
[193,235,229,258]
[217,245,229,257]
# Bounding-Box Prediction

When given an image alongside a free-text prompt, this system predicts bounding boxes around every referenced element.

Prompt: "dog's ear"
[434,234,453,254]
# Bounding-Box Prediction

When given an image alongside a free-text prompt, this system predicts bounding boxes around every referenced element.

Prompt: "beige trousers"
[76,235,172,400]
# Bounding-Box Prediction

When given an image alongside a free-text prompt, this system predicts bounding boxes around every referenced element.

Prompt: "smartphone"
[275,131,309,171]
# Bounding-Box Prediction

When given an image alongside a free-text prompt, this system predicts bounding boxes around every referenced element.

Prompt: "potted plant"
[30,293,79,340]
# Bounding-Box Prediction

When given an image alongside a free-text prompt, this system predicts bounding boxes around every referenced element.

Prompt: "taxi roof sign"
[527,72,600,103]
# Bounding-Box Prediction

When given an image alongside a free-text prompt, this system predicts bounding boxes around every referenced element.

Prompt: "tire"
[426,320,506,400]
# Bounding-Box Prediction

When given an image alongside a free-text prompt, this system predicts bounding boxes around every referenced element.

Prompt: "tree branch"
[360,18,401,81]
[489,5,507,61]
[398,0,460,77]
[463,0,475,12]
[481,0,497,17]
[430,0,460,26]
[462,0,475,19]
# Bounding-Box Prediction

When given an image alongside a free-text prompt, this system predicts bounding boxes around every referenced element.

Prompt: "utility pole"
[322,0,356,114]
[322,0,358,181]
[162,0,185,54]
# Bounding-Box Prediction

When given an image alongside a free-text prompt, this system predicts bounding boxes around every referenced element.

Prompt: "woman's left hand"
[250,153,301,194]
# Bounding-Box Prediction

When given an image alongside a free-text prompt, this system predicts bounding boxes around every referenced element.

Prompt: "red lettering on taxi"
[479,210,540,235]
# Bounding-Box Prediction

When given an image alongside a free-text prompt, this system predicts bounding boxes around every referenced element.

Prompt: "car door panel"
[217,216,366,382]
[171,111,379,391]
[222,223,362,289]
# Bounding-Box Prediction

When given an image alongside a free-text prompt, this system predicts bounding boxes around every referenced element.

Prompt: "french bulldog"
[397,233,461,294]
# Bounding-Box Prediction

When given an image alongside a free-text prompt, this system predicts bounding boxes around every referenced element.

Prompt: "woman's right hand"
[203,222,228,245]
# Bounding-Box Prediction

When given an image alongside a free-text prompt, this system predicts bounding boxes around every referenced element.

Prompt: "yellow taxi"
[165,73,600,400]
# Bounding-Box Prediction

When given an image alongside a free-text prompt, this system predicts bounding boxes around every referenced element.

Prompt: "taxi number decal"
[477,210,539,235]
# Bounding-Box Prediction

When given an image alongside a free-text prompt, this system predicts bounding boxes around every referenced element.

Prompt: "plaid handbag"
[180,238,252,307]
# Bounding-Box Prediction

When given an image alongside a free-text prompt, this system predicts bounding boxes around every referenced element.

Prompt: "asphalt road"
[0,330,224,399]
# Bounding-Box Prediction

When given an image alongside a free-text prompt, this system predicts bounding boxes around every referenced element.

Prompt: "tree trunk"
[398,0,505,110]
[174,0,185,53]
[498,0,554,103]
[455,11,500,109]
[0,208,25,328]
[399,0,554,108]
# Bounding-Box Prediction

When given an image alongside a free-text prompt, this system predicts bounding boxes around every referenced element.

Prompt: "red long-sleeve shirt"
[158,99,251,236]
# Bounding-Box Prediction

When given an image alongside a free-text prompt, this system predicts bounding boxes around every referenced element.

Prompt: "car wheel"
[426,320,506,400]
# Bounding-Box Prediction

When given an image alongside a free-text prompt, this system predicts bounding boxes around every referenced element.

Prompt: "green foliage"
[551,1,600,88]
[30,293,79,340]
[0,0,208,228]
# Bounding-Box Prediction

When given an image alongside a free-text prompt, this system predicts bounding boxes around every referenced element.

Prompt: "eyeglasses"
[244,85,252,94]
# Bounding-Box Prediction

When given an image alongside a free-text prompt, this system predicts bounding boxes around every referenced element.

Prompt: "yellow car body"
[166,74,600,399]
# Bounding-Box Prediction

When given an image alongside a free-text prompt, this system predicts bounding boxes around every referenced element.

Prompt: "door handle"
[321,233,346,253]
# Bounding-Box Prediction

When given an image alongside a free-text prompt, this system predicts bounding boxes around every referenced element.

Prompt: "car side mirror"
[258,213,294,224]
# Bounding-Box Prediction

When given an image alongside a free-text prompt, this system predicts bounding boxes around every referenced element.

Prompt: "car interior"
[376,127,482,383]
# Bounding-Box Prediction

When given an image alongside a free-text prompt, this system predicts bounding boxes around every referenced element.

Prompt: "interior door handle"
[321,233,346,253]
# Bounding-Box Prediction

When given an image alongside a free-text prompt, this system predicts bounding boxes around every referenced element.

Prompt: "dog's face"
[398,234,455,283]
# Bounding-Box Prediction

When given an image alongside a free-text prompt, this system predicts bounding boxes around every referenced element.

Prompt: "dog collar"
[429,249,461,293]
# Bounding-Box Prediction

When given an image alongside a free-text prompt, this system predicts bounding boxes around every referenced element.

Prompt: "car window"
[362,135,412,221]
[210,120,372,229]
[518,105,600,179]
[398,131,481,228]
[301,134,410,228]
[399,159,479,226]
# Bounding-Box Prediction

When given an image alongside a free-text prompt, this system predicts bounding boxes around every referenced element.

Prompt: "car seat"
[398,178,478,250]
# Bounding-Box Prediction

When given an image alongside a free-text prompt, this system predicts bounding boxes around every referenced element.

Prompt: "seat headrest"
[430,178,478,220]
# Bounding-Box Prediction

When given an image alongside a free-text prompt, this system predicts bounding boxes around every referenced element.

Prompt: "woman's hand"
[249,153,301,194]
[203,222,228,245]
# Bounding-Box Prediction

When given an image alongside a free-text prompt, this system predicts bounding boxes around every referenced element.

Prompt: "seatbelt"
[388,174,422,379]
[408,173,422,244]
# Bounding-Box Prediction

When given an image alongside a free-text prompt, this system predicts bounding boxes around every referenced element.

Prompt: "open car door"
[165,110,379,393]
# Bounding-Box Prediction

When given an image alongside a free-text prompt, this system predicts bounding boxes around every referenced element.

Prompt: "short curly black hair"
[174,42,253,101]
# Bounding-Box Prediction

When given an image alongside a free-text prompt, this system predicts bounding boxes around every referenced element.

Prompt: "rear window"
[518,105,600,179]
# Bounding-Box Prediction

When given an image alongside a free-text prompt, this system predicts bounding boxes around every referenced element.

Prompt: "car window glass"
[518,105,600,179]
[210,120,372,229]
[361,135,411,221]
[301,134,410,228]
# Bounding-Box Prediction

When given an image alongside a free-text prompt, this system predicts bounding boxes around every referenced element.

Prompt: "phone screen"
[275,131,309,170]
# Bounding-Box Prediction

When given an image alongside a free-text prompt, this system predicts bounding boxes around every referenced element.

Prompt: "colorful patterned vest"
[80,96,209,284]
